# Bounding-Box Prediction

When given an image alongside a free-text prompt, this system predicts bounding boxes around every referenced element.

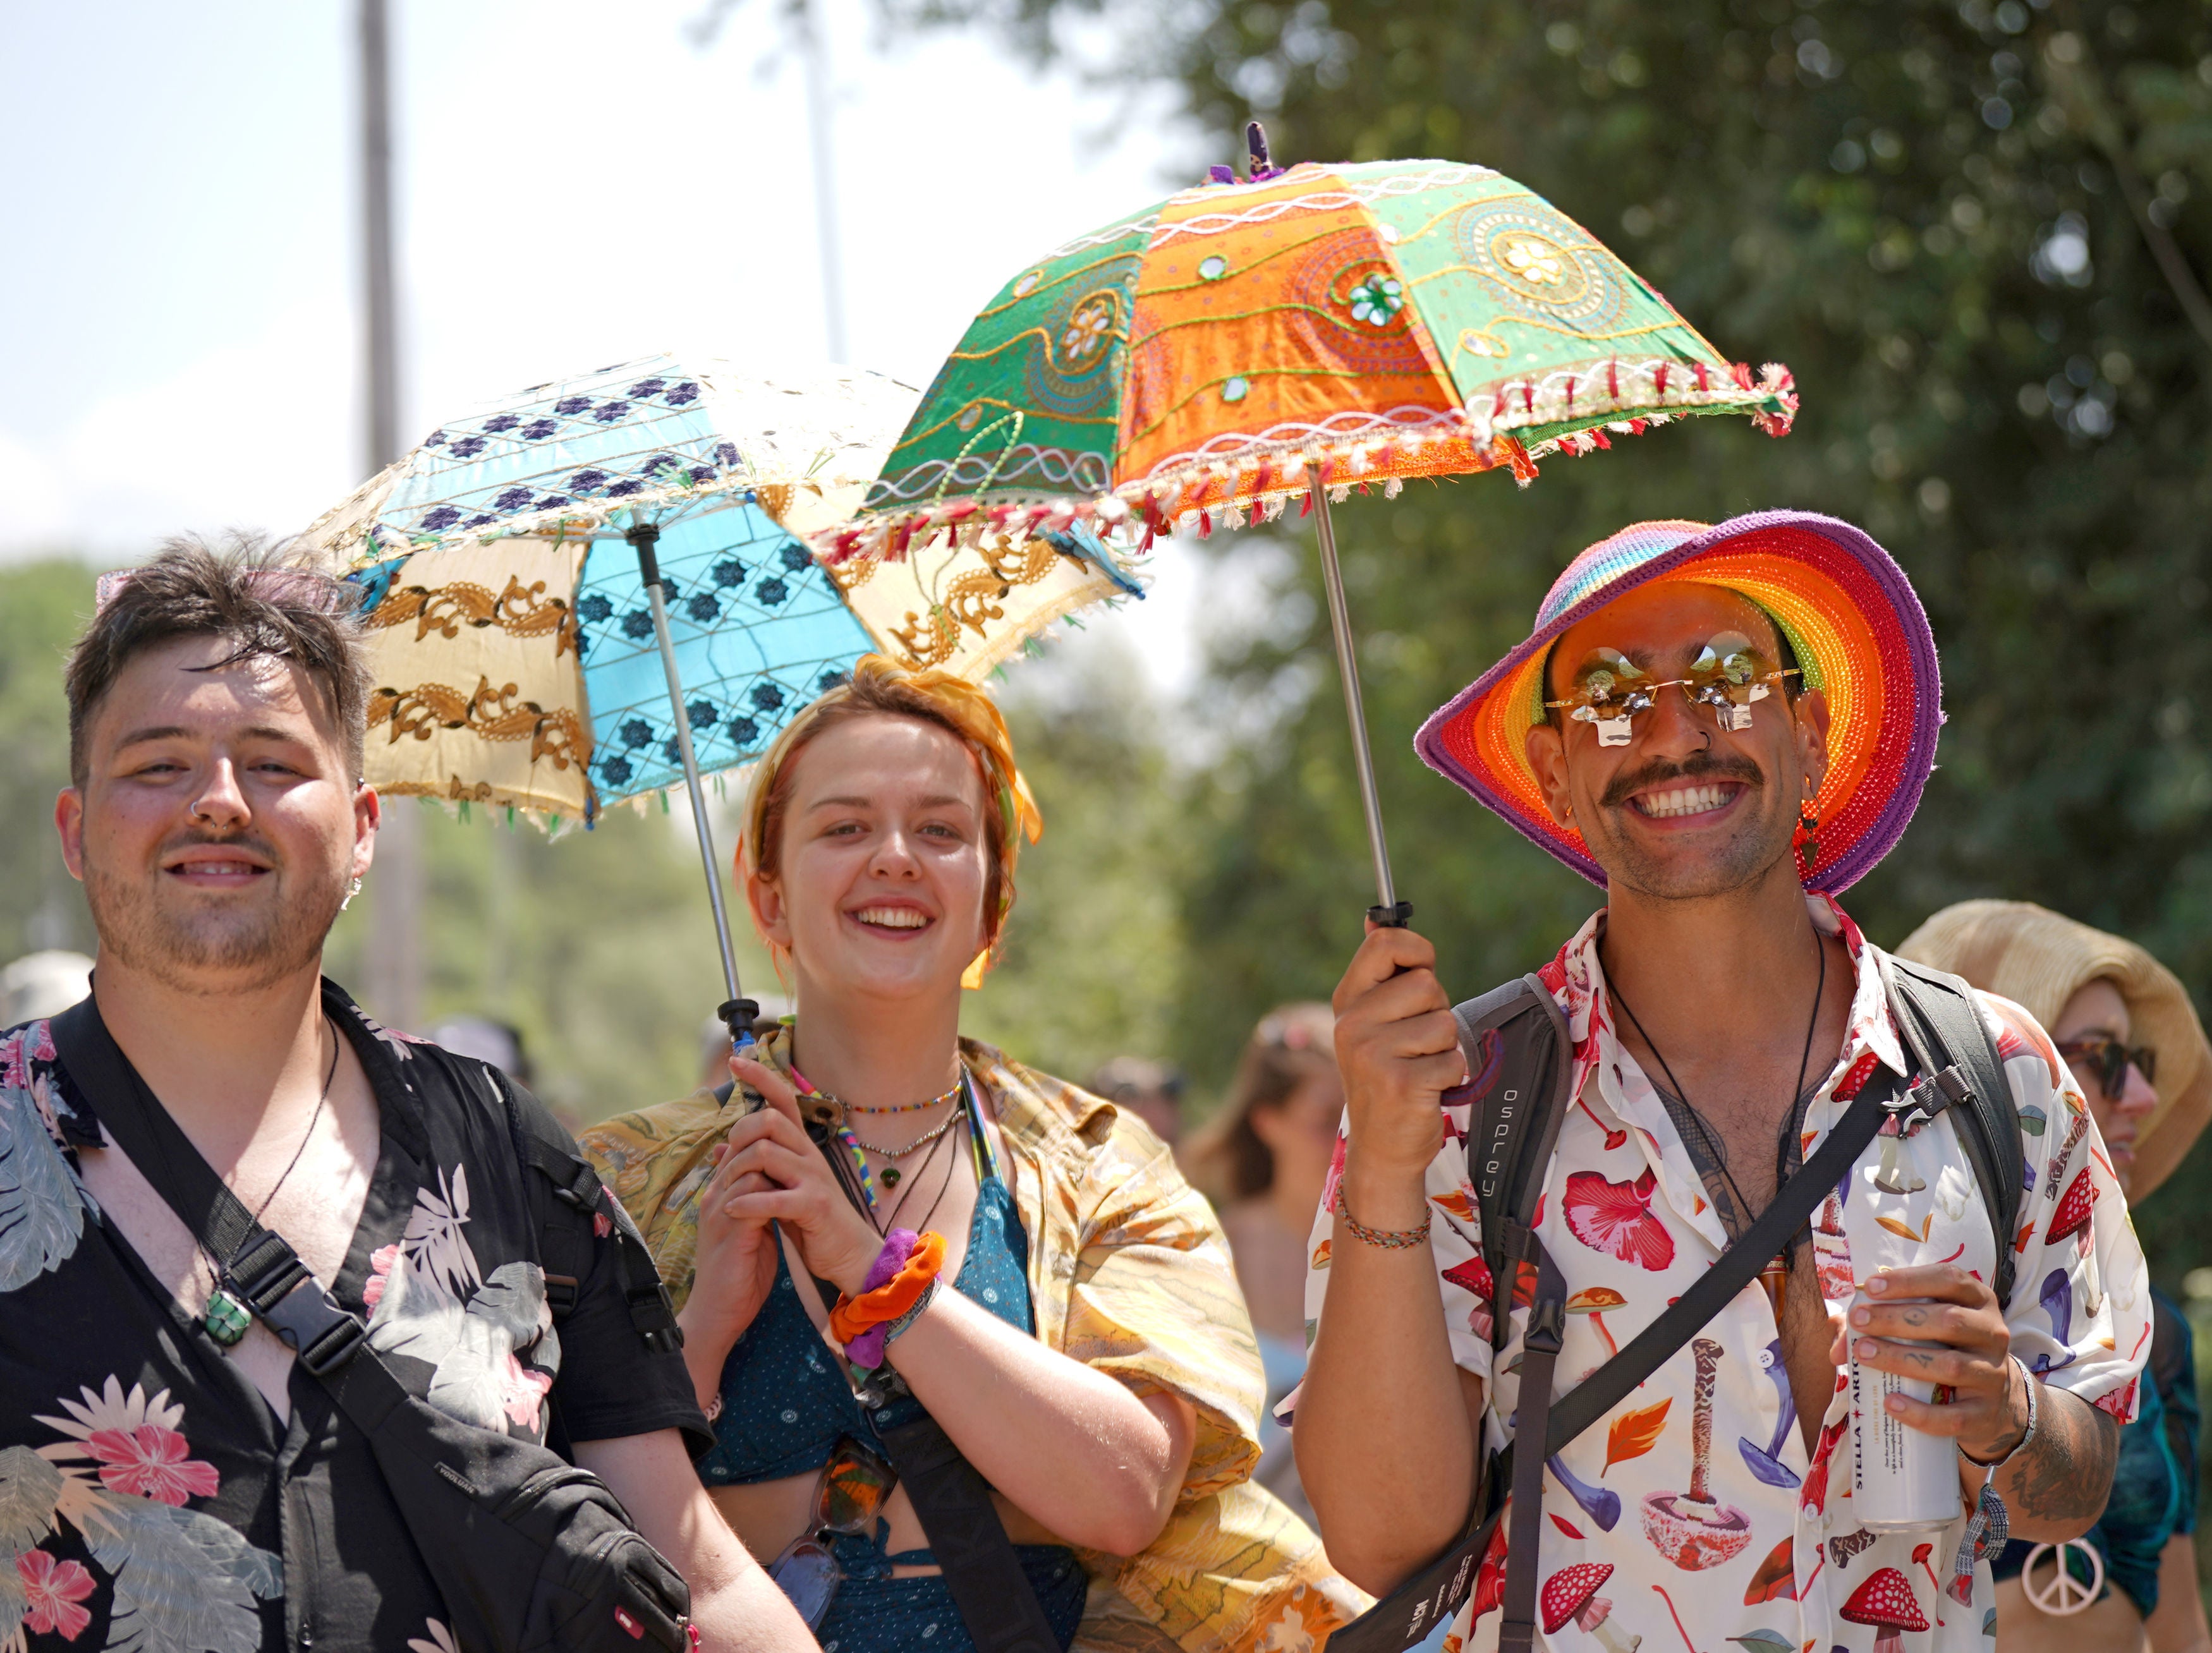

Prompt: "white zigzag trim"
[871,444,1114,503]
[1150,164,1505,245]
[1038,214,1162,262]
[1138,405,1464,476]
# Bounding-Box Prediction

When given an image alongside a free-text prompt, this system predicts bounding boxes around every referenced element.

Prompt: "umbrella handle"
[1306,463,1413,931]
[628,523,762,1050]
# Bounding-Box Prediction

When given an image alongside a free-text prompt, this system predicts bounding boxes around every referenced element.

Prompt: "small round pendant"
[880,1166,902,1188]
[204,1288,252,1348]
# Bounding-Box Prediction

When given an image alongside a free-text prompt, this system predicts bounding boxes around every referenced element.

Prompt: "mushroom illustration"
[1743,1536,1797,1606]
[1567,1287,1627,1357]
[1909,1544,1947,1624]
[1639,1338,1754,1569]
[1874,1117,1926,1195]
[2039,1268,2074,1345]
[1737,1337,1801,1489]
[1813,1186,1856,1301]
[1549,1452,1622,1531]
[2048,1168,2098,1247]
[1839,1567,1928,1653]
[1542,1562,1641,1653]
[2046,1111,2089,1200]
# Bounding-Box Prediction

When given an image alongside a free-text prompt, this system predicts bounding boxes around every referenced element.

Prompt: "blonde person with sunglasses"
[579,657,1364,1653]
[1901,902,2212,1653]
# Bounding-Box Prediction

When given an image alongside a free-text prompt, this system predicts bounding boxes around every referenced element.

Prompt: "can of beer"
[1848,1294,1962,1532]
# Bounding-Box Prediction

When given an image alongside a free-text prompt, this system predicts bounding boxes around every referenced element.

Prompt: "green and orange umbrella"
[820,128,1797,921]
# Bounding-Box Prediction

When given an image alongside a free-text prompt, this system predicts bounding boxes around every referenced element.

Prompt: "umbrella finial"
[1246,119,1275,180]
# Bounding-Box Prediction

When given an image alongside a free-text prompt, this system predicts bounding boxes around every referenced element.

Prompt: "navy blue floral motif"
[685,592,720,623]
[779,543,813,573]
[521,420,558,440]
[578,594,614,624]
[420,506,463,532]
[750,682,786,713]
[686,699,718,729]
[628,378,667,397]
[593,402,631,425]
[600,754,634,786]
[711,559,747,588]
[605,480,643,497]
[533,493,571,512]
[688,466,715,484]
[423,428,449,447]
[492,487,535,511]
[570,469,609,492]
[462,513,497,529]
[554,396,593,416]
[754,578,788,606]
[620,718,653,749]
[668,382,701,406]
[714,441,739,466]
[817,668,848,692]
[727,716,760,746]
[663,737,684,765]
[622,609,656,641]
[483,413,520,433]
[449,436,489,459]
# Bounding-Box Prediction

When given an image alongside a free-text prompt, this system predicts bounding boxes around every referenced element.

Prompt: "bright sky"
[0,0,1222,692]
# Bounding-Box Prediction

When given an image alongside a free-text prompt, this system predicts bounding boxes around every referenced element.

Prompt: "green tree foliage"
[0,561,98,962]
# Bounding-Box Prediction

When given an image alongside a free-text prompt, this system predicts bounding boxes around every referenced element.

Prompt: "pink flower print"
[497,1352,555,1431]
[1320,1131,1347,1218]
[86,1424,221,1505]
[1442,1256,1496,1342]
[18,1548,95,1641]
[1561,1167,1675,1271]
[362,1242,402,1311]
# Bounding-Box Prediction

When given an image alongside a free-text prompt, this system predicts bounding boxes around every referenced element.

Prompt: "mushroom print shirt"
[1300,897,2151,1653]
[0,983,705,1653]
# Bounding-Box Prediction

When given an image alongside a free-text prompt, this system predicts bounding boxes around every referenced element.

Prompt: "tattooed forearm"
[1996,1388,2119,1541]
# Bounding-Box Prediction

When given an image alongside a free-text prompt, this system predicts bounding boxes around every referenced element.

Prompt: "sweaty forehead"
[1546,582,1780,698]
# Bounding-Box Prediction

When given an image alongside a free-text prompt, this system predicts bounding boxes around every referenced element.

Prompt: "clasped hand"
[1835,1264,2027,1463]
[685,1055,888,1349]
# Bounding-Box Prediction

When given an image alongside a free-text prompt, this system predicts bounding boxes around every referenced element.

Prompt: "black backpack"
[1328,954,2022,1653]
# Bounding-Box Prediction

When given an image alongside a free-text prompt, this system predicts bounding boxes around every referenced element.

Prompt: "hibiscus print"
[362,1241,402,1312]
[83,1424,219,1506]
[16,1547,95,1640]
[1562,1166,1676,1270]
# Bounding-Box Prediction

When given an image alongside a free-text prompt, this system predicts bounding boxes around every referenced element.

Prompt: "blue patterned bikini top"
[695,1143,1035,1486]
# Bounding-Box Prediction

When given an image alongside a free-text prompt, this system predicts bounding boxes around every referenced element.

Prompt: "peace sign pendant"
[2021,1540,2105,1615]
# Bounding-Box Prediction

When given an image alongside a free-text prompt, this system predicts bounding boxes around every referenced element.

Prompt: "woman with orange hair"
[580,658,1362,1653]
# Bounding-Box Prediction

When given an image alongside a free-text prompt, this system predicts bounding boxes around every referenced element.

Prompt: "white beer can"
[1848,1294,1962,1532]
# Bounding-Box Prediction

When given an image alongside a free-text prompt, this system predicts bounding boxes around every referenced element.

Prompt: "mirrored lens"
[769,1539,840,1629]
[820,1439,896,1535]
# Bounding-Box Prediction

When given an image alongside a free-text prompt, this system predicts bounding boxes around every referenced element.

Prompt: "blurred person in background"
[696,995,796,1094]
[427,1013,534,1086]
[1902,900,2212,1653]
[0,947,93,1026]
[1186,1002,1342,1523]
[1085,1054,1186,1147]
[581,656,1363,1653]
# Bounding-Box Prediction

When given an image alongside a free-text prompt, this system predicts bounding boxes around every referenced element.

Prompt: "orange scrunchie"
[828,1230,947,1344]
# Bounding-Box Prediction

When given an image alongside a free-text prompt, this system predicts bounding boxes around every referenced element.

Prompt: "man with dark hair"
[2,536,812,1652]
[1294,515,2147,1653]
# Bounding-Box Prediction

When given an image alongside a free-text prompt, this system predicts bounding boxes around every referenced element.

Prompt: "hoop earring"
[341,875,363,911]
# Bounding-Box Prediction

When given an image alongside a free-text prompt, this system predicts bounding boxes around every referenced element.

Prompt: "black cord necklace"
[1607,929,1827,1230]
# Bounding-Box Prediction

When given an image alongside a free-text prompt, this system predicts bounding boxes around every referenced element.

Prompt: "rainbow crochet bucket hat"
[1413,511,1941,892]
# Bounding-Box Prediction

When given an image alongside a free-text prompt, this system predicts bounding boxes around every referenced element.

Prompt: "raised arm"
[1294,925,1487,1595]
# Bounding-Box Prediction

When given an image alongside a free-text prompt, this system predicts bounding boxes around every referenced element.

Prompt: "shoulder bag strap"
[1877,954,2022,1306]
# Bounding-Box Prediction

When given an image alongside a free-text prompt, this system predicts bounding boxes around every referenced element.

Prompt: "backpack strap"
[1877,954,2023,1307]
[1449,974,1572,1352]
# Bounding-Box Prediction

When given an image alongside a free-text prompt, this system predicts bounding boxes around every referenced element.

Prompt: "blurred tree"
[0,560,97,964]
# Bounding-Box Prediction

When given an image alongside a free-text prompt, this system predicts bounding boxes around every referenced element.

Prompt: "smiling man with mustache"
[1290,514,2150,1653]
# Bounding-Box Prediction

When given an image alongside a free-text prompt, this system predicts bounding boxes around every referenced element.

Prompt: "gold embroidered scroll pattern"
[365,577,580,658]
[884,533,1076,670]
[369,675,590,771]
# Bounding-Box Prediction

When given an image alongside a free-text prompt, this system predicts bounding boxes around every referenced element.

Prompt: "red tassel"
[1607,359,1620,400]
[1249,501,1265,527]
[1653,364,1670,398]
[1521,382,1536,414]
[1299,492,1314,518]
[1498,435,1539,485]
[1588,428,1612,450]
[1691,361,1710,392]
[1628,418,1650,434]
[1199,509,1213,537]
[1140,520,1157,551]
[1564,375,1577,409]
[1730,361,1754,391]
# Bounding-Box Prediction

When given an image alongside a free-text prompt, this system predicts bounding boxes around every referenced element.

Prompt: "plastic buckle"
[260,1277,368,1376]
[1524,1297,1566,1355]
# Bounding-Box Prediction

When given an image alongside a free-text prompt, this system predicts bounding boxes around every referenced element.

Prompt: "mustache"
[159,826,281,866]
[1600,752,1765,810]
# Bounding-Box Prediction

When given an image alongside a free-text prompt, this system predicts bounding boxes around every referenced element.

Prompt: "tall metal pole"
[799,0,847,362]
[1306,462,1410,927]
[626,524,758,1047]
[359,0,424,1028]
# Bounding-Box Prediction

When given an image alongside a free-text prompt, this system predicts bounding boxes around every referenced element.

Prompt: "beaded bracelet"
[1333,1185,1432,1250]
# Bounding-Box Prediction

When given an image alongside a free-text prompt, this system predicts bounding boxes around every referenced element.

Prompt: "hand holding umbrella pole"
[626,520,759,1050]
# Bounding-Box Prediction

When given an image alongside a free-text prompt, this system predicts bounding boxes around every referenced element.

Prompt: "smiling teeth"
[1636,784,1735,819]
[856,907,928,929]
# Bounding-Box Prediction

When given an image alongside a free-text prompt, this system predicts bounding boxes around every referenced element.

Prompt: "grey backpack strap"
[1877,954,2023,1306]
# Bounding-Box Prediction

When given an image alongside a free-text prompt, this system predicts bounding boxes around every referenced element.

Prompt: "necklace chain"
[835,1077,964,1117]
[845,1102,969,1161]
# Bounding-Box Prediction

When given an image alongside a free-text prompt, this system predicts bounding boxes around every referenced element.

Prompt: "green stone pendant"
[204,1288,252,1347]
[880,1166,902,1189]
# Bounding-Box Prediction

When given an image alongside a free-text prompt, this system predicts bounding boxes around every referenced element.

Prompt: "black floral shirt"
[0,981,706,1653]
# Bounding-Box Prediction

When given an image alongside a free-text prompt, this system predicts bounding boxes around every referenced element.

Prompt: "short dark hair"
[65,535,372,786]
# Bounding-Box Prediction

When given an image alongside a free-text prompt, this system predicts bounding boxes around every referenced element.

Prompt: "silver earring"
[341,875,363,911]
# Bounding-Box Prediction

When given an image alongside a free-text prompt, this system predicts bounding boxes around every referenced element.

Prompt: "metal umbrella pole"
[1305,461,1411,928]
[627,521,760,1045]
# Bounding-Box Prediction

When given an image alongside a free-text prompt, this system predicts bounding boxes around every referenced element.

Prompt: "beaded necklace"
[841,1077,964,1117]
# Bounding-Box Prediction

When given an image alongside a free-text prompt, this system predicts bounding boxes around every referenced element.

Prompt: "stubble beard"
[1588,755,1794,902]
[83,833,348,996]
